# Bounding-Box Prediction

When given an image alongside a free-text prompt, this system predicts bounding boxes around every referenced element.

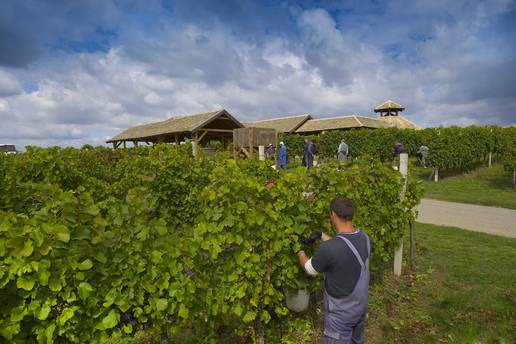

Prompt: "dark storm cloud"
[0,0,121,67]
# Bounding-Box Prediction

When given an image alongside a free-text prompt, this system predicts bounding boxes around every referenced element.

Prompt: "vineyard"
[0,144,422,342]
[280,126,516,176]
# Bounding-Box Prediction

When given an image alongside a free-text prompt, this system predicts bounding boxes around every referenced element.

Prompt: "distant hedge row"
[279,126,516,172]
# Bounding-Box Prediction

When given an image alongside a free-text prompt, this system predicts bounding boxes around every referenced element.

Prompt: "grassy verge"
[414,164,516,209]
[366,223,516,343]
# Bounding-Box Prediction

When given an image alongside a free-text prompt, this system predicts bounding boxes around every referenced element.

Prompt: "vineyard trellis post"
[394,153,408,276]
[259,145,265,161]
[429,167,439,182]
[409,218,415,270]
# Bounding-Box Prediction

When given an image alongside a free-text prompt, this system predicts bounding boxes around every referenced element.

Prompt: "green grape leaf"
[101,309,120,329]
[36,303,51,320]
[17,275,35,291]
[57,307,76,326]
[155,298,168,312]
[178,304,189,319]
[51,225,70,243]
[78,282,93,300]
[77,259,93,271]
[20,240,34,257]
[243,311,256,323]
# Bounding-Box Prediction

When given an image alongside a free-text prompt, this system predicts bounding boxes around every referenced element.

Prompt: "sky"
[1,0,515,148]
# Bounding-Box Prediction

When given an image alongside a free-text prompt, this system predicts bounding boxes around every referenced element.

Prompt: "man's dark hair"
[330,197,355,221]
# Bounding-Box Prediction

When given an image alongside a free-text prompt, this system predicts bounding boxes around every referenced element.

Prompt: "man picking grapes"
[295,197,371,344]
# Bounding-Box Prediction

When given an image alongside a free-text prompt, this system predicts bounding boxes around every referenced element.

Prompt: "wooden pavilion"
[106,109,244,149]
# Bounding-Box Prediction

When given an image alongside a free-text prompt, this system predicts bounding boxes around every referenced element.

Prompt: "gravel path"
[416,198,516,238]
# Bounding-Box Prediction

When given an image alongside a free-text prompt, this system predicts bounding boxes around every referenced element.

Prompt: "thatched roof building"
[372,100,420,128]
[0,144,17,154]
[374,100,405,116]
[106,100,420,150]
[379,115,420,129]
[107,109,243,148]
[243,114,312,133]
[295,115,390,134]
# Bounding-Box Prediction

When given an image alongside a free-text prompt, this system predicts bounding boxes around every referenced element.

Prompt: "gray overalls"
[323,234,371,344]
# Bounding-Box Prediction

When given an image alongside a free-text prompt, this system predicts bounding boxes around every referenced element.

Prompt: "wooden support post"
[192,133,198,157]
[394,153,408,276]
[175,135,179,145]
[248,128,253,158]
[409,218,415,270]
[123,141,126,149]
[133,140,138,147]
[112,142,117,149]
[158,136,165,144]
[240,147,250,158]
[393,240,403,276]
[488,152,492,167]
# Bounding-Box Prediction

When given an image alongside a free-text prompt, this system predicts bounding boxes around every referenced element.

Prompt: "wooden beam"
[197,130,209,143]
[198,128,234,133]
[192,132,198,157]
[248,127,253,157]
[240,147,250,158]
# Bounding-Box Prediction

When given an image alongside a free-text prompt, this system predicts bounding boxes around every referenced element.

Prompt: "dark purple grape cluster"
[120,311,139,332]
[183,267,195,277]
[161,333,170,344]
[143,317,152,329]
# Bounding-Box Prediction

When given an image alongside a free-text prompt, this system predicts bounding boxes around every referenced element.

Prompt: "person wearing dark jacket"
[295,198,371,343]
[304,137,315,167]
[394,141,405,155]
[266,144,275,160]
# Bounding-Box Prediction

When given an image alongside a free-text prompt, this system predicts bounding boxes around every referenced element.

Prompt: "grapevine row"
[0,145,422,342]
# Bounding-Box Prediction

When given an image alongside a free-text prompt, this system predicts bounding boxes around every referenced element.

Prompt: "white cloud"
[0,70,22,97]
[0,3,515,150]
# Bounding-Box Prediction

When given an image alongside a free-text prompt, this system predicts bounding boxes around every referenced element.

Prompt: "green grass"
[366,223,516,343]
[414,164,516,209]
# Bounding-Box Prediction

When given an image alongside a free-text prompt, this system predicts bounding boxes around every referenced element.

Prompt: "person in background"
[337,139,349,162]
[394,141,405,155]
[266,143,275,160]
[277,141,287,169]
[304,137,315,168]
[295,198,371,344]
[416,145,429,168]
